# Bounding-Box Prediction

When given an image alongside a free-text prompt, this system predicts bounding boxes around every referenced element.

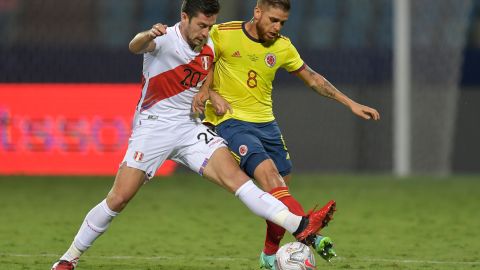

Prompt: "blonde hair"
[257,0,290,11]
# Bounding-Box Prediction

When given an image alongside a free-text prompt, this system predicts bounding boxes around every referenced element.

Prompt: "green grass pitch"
[0,174,479,269]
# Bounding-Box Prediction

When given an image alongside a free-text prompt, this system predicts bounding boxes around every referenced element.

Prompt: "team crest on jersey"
[264,53,276,68]
[201,56,210,70]
[239,145,248,156]
[133,151,144,162]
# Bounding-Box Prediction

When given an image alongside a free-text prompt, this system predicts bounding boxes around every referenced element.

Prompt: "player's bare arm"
[209,89,233,116]
[128,23,168,54]
[192,69,212,113]
[296,65,380,121]
[192,67,232,115]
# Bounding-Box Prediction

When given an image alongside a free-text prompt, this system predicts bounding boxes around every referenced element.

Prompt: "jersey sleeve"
[151,35,166,54]
[209,24,221,62]
[282,43,305,73]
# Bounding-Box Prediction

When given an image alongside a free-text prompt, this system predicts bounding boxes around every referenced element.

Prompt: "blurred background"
[0,0,479,176]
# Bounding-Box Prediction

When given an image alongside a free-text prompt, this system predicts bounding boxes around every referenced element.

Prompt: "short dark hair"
[257,0,290,11]
[181,0,220,18]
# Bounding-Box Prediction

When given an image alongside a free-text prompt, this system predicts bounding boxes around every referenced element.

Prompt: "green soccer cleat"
[313,235,337,262]
[259,251,276,270]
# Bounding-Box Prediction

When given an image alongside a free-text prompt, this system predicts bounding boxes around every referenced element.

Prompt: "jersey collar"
[175,22,191,49]
[242,21,265,43]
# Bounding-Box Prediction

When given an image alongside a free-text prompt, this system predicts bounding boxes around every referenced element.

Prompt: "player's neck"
[178,23,196,50]
[245,19,260,40]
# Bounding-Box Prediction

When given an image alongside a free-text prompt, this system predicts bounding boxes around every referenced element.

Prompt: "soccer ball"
[275,242,316,270]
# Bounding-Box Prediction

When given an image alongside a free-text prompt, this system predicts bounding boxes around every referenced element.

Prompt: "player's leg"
[203,147,302,231]
[175,122,335,268]
[254,161,307,268]
[52,113,171,270]
[260,122,337,263]
[216,120,306,255]
[173,123,304,234]
[202,146,336,263]
[198,146,336,266]
[51,165,146,270]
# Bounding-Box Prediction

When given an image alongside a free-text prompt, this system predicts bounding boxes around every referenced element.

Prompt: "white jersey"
[137,22,214,121]
[122,23,225,178]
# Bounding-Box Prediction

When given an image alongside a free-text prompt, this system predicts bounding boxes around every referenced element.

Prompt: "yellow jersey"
[204,21,305,125]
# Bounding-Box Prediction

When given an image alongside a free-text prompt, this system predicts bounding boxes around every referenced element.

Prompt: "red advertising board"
[0,84,177,176]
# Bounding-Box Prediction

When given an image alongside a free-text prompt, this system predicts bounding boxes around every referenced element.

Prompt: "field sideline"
[0,174,479,270]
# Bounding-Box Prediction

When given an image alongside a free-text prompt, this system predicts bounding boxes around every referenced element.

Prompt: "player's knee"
[221,168,250,193]
[265,169,286,188]
[106,192,131,212]
[255,166,286,191]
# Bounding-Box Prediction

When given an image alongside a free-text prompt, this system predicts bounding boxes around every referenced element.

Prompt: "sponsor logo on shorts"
[239,145,248,156]
[133,151,144,161]
[265,53,276,68]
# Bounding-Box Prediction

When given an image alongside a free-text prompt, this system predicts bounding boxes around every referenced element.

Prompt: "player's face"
[181,12,217,47]
[254,5,289,41]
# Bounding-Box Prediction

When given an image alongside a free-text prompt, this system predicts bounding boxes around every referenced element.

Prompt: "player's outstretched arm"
[128,23,168,54]
[295,65,380,121]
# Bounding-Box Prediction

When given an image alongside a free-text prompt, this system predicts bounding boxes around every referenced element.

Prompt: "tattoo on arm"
[320,78,337,99]
[306,66,338,99]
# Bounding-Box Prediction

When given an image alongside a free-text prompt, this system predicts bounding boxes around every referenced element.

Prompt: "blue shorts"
[215,119,292,178]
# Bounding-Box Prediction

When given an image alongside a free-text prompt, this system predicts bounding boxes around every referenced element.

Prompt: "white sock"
[235,180,302,234]
[61,199,118,261]
[59,242,82,262]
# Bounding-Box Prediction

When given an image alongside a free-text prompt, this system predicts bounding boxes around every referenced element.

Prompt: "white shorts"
[122,112,227,179]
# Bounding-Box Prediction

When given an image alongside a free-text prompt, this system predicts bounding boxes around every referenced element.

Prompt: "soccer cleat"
[51,258,78,270]
[294,200,336,244]
[259,251,277,270]
[313,235,337,262]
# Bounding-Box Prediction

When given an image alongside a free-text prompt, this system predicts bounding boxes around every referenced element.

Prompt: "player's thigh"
[216,120,270,178]
[204,147,251,193]
[171,123,223,174]
[259,122,292,177]
[171,123,249,193]
[122,115,175,179]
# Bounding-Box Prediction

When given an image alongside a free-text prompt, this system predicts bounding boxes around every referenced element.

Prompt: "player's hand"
[350,102,380,120]
[192,91,209,114]
[148,23,168,39]
[210,91,233,116]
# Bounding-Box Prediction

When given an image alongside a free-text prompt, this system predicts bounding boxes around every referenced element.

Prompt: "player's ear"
[181,12,189,24]
[253,6,262,21]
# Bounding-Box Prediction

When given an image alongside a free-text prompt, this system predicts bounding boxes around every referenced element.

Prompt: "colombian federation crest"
[264,53,276,68]
[239,145,248,156]
[201,56,210,70]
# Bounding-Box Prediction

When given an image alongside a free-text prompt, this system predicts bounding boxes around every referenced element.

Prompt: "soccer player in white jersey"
[50,1,336,269]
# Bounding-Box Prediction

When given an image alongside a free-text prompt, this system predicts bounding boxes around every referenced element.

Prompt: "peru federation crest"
[201,56,210,70]
[133,151,144,162]
[264,53,276,68]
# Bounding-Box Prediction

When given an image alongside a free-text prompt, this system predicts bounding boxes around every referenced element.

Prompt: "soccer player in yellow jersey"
[193,0,380,268]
